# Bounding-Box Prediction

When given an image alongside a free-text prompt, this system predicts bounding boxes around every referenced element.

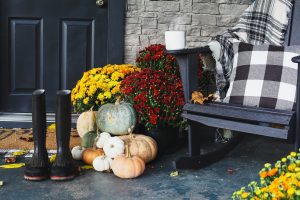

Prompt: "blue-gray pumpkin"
[96,100,136,135]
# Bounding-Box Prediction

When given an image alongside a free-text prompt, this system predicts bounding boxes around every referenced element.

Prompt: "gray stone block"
[125,35,140,46]
[192,14,217,26]
[126,17,140,24]
[193,3,219,14]
[180,0,193,12]
[145,1,180,12]
[217,15,239,26]
[141,18,158,29]
[158,13,192,25]
[142,28,158,35]
[201,26,228,37]
[186,27,201,36]
[219,4,248,15]
[125,24,142,35]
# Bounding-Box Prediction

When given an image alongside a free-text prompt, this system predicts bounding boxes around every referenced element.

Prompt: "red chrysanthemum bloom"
[121,68,185,130]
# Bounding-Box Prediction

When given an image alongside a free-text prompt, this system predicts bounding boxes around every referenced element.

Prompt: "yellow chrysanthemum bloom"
[71,64,141,113]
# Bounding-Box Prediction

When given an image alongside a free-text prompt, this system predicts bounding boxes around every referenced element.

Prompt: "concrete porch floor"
[0,135,293,200]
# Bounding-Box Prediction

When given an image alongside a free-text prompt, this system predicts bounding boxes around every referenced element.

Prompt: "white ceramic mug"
[165,31,185,50]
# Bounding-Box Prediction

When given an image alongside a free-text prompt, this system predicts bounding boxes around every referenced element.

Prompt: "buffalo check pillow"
[223,42,300,111]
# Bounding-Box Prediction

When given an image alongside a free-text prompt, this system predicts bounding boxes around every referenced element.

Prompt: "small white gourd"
[71,146,84,160]
[93,156,112,172]
[96,132,111,149]
[103,137,125,158]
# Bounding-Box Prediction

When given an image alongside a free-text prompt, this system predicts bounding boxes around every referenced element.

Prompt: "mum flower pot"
[24,90,50,181]
[137,124,182,154]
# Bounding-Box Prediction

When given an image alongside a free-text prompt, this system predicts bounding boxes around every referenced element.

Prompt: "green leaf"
[82,131,97,148]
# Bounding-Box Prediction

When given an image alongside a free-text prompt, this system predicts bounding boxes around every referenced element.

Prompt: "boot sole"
[50,174,75,181]
[24,175,48,181]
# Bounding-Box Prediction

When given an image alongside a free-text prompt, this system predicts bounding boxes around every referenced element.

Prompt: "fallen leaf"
[0,163,25,169]
[19,136,33,142]
[71,134,80,138]
[49,154,56,163]
[0,181,3,187]
[47,123,56,131]
[12,150,28,156]
[191,91,217,105]
[227,168,235,175]
[170,170,179,177]
[191,91,204,104]
[5,156,16,163]
[81,165,93,170]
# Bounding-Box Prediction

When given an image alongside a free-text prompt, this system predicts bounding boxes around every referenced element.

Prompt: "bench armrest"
[292,56,300,63]
[166,46,211,103]
[166,46,211,55]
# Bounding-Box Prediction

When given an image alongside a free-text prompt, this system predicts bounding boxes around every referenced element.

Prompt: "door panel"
[10,18,43,94]
[60,20,94,89]
[0,0,124,113]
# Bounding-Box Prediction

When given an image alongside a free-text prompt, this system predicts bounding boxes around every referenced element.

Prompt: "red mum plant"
[121,68,185,131]
[136,44,179,75]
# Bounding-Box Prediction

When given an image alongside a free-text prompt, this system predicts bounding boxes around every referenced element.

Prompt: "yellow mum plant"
[232,150,300,200]
[71,64,141,113]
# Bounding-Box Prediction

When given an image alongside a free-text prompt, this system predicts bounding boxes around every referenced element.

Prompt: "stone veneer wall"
[124,0,252,64]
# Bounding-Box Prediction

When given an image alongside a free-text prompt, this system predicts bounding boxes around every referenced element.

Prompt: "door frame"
[0,0,126,128]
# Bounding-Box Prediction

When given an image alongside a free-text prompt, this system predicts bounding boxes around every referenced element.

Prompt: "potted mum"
[135,44,179,75]
[121,44,185,150]
[71,64,141,113]
[232,150,300,200]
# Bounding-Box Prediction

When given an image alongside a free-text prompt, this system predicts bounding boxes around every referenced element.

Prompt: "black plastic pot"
[136,124,185,154]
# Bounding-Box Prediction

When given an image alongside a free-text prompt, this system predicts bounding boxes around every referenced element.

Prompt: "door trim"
[107,0,125,64]
[0,0,125,127]
[0,112,79,128]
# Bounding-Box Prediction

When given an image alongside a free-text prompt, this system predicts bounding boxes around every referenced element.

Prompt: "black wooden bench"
[167,0,300,169]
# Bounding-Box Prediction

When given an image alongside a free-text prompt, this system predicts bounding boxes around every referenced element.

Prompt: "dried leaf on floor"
[12,150,28,156]
[227,168,235,175]
[71,134,80,138]
[170,170,179,177]
[19,136,33,142]
[49,154,56,163]
[0,163,25,169]
[47,124,56,132]
[5,156,16,163]
[81,165,93,170]
[0,181,3,187]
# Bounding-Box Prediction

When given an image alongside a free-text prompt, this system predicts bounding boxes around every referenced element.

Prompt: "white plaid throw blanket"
[208,0,294,98]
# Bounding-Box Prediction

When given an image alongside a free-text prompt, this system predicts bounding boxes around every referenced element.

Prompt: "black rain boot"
[50,90,77,181]
[24,89,50,181]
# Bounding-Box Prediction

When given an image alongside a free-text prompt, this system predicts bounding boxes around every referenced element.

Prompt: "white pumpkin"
[96,132,111,149]
[77,109,97,138]
[103,137,125,158]
[71,146,84,160]
[93,156,112,172]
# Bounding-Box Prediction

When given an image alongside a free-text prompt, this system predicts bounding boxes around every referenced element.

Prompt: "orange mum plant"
[232,151,300,199]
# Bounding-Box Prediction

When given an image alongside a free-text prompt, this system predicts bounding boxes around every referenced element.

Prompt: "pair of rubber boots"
[24,89,77,181]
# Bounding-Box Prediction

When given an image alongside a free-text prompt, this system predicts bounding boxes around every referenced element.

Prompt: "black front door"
[0,0,124,113]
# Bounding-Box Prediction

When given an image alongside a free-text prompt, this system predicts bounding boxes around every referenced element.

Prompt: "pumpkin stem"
[125,145,131,158]
[115,96,122,105]
[89,105,94,111]
[128,127,134,139]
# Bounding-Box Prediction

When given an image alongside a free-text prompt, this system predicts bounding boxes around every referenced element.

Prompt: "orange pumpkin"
[82,148,105,165]
[119,133,157,163]
[111,146,145,179]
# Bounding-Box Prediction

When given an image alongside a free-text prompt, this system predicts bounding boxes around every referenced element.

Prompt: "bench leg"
[295,116,300,151]
[173,122,239,169]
